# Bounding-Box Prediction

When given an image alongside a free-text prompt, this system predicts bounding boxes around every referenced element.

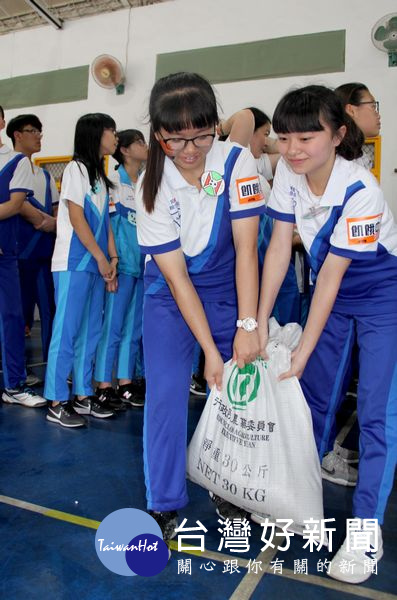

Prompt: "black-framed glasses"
[160,131,215,151]
[356,101,379,113]
[21,128,42,135]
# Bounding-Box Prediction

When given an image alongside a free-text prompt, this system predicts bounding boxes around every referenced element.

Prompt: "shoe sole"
[46,414,86,427]
[74,405,114,418]
[2,394,46,407]
[122,399,144,407]
[189,387,207,397]
[328,548,384,584]
[90,410,114,419]
[321,470,357,487]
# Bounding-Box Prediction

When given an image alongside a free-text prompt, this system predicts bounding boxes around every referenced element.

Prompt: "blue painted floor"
[0,324,396,599]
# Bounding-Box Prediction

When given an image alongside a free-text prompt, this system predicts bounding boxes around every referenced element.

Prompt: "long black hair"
[272,85,364,160]
[73,113,116,191]
[113,129,145,166]
[143,72,219,212]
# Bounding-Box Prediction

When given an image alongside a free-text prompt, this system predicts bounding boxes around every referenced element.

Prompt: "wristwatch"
[236,317,258,332]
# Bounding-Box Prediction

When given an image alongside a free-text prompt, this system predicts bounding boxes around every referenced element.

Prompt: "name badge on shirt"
[201,170,225,197]
[346,214,382,245]
[236,176,263,204]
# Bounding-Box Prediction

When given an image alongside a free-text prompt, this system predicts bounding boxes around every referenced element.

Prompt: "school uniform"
[44,161,109,402]
[256,158,300,326]
[267,155,397,523]
[94,165,145,383]
[0,145,33,388]
[136,139,266,511]
[18,166,58,360]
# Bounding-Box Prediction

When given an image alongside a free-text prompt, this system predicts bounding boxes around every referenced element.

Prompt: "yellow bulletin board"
[363,136,381,182]
[34,155,110,191]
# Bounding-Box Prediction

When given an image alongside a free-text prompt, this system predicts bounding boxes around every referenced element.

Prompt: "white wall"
[1,0,396,212]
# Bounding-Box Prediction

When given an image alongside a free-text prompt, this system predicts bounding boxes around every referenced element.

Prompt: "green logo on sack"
[227,363,261,410]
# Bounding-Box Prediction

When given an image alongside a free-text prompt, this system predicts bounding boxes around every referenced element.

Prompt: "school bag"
[186,319,325,532]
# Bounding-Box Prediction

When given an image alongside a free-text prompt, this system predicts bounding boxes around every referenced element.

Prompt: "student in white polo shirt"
[6,114,58,363]
[95,129,147,410]
[257,85,397,584]
[136,72,266,540]
[44,113,118,427]
[0,105,46,408]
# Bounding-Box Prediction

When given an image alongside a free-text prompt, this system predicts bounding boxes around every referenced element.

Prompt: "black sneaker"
[72,395,114,419]
[190,374,207,397]
[149,510,178,541]
[117,383,144,407]
[46,401,86,428]
[95,387,126,411]
[209,492,247,520]
[127,378,146,400]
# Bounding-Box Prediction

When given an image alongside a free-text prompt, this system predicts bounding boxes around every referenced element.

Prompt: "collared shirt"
[0,144,33,255]
[267,155,397,311]
[136,139,266,299]
[109,165,143,277]
[51,160,109,273]
[18,165,59,259]
[30,165,59,210]
[136,139,265,257]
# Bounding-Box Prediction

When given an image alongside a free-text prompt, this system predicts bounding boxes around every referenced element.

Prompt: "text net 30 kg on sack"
[187,319,324,531]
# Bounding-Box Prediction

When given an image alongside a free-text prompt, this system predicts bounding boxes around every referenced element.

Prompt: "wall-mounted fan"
[371,13,397,67]
[91,54,125,94]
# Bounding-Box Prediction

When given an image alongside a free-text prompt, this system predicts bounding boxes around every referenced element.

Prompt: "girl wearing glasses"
[136,72,266,539]
[257,85,397,584]
[44,113,118,427]
[95,129,148,409]
[335,82,381,170]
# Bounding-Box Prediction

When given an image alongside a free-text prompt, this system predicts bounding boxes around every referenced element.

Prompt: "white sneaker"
[321,451,358,486]
[328,520,383,584]
[2,387,47,407]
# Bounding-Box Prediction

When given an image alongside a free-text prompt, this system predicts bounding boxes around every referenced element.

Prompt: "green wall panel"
[156,30,345,83]
[0,65,89,110]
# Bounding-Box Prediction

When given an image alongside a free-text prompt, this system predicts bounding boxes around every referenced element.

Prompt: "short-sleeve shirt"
[51,160,110,273]
[0,144,33,256]
[18,166,59,260]
[30,165,59,210]
[267,155,397,311]
[136,139,266,299]
[108,165,143,277]
[256,153,274,182]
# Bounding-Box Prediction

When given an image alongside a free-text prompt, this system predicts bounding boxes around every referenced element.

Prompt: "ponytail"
[337,114,364,161]
[142,128,166,213]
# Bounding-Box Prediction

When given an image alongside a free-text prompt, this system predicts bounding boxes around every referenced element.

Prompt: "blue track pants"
[0,256,25,388]
[44,271,104,401]
[95,273,144,382]
[143,295,237,511]
[301,309,397,524]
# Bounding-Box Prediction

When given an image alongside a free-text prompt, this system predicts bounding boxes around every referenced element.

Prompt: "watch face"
[243,317,257,332]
